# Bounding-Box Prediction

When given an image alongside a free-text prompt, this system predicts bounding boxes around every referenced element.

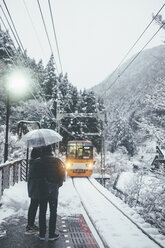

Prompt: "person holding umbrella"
[21,129,65,240]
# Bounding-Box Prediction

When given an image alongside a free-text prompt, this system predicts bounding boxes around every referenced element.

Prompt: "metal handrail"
[0,159,28,199]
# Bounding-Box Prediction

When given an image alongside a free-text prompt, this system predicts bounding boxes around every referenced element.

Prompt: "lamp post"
[4,70,29,162]
[4,92,10,162]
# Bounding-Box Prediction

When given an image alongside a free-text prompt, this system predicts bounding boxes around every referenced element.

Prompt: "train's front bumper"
[67,169,92,177]
[65,161,93,177]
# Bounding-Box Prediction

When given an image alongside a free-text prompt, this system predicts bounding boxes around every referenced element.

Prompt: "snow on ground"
[58,177,82,215]
[75,178,165,248]
[0,178,165,248]
[115,171,164,200]
[0,179,83,226]
[0,181,30,224]
[0,178,82,225]
[90,178,165,246]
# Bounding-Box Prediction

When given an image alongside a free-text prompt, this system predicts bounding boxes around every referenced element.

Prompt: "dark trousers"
[28,199,39,226]
[39,197,58,237]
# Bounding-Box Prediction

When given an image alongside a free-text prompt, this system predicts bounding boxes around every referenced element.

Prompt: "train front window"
[67,142,93,159]
[77,145,83,159]
[67,144,76,158]
[83,146,92,158]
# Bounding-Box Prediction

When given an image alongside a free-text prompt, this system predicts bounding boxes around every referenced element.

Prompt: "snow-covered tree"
[107,116,136,156]
[42,55,57,101]
[0,27,16,64]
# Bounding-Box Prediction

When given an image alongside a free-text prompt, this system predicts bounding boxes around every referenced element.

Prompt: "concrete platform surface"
[0,214,100,248]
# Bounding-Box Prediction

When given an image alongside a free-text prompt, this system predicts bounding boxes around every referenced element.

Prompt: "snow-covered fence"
[0,159,27,200]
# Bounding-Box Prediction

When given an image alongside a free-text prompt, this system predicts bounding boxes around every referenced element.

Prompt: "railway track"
[72,177,165,248]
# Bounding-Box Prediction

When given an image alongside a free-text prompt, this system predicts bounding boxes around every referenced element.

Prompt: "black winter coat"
[28,155,65,200]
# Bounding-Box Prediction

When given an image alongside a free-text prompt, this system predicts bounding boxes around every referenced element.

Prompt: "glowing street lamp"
[4,70,29,162]
[8,73,28,93]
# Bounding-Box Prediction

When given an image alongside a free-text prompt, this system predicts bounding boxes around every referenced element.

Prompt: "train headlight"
[66,162,71,169]
[88,163,93,168]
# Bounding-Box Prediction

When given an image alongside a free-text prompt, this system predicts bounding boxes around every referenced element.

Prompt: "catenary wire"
[0,5,23,54]
[2,0,25,53]
[0,15,8,32]
[22,0,47,59]
[104,3,165,84]
[0,41,14,61]
[37,0,59,75]
[0,17,21,62]
[48,0,63,74]
[102,22,165,104]
[0,15,18,52]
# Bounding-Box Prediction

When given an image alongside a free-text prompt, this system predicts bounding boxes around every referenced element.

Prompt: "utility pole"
[101,126,106,186]
[55,77,61,155]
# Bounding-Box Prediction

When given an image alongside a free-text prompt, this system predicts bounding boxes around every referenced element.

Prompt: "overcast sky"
[1,0,165,90]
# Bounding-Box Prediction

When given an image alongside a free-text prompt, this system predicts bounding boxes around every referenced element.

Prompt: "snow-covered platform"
[0,214,99,248]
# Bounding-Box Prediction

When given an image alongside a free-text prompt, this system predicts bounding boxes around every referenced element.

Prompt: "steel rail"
[72,178,109,248]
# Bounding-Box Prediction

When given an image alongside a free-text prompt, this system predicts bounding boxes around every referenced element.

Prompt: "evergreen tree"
[42,54,57,101]
[86,91,97,113]
[80,89,88,113]
[70,85,79,113]
[35,59,45,97]
[107,116,135,156]
[40,55,58,129]
[0,27,16,64]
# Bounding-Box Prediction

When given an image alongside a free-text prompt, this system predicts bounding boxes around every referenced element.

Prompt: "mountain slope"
[92,45,165,155]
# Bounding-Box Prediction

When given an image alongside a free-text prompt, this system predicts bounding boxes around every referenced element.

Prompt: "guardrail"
[0,159,28,200]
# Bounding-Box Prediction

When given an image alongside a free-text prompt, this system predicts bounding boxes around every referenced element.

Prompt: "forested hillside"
[92,45,165,157]
[92,45,165,235]
[0,27,104,163]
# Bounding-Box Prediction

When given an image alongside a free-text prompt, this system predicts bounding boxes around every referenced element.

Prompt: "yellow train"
[65,140,94,177]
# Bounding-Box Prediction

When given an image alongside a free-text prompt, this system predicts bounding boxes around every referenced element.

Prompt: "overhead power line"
[2,0,25,53]
[0,15,17,52]
[37,0,59,74]
[0,42,14,61]
[0,5,23,54]
[0,15,8,32]
[103,22,165,103]
[98,2,165,103]
[87,3,165,116]
[48,0,63,74]
[22,0,46,58]
[108,3,165,80]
